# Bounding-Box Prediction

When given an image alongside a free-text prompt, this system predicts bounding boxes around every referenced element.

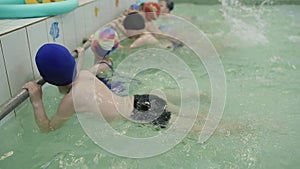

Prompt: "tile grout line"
[25,27,35,81]
[0,39,15,117]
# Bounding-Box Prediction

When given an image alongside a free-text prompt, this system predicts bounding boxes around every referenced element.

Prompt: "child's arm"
[23,82,75,132]
[129,33,159,48]
[75,47,85,72]
[110,18,130,41]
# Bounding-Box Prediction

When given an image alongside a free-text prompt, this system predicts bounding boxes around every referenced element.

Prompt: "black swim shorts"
[131,94,171,128]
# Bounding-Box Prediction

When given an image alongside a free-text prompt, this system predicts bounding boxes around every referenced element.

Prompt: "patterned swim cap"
[91,28,119,58]
[143,2,161,21]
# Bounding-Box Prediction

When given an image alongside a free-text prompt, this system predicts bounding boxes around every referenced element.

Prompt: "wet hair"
[139,3,145,11]
[160,0,174,11]
[166,0,174,11]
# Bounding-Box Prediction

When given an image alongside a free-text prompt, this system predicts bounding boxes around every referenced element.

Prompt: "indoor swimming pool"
[0,1,299,169]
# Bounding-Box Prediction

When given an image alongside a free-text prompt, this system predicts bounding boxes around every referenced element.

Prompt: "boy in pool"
[90,27,119,64]
[90,27,128,94]
[111,11,160,48]
[23,43,176,132]
[122,3,140,17]
[159,0,174,14]
[111,2,170,48]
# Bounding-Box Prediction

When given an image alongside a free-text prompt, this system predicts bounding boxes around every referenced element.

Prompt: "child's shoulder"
[78,70,96,80]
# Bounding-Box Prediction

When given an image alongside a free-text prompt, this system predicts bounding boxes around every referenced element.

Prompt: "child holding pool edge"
[89,27,126,92]
[23,43,185,132]
[120,2,181,50]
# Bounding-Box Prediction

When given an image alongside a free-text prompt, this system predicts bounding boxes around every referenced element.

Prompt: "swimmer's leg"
[166,101,206,134]
[167,102,204,119]
[165,92,209,106]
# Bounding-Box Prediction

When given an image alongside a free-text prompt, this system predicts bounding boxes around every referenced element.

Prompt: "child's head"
[123,12,146,38]
[143,2,161,21]
[91,28,119,59]
[159,0,174,14]
[36,43,76,86]
[129,3,140,12]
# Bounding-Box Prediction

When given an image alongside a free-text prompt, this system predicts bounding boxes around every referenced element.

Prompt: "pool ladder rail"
[0,41,91,121]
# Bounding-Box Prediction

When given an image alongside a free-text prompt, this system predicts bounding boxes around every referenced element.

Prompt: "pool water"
[1,2,300,169]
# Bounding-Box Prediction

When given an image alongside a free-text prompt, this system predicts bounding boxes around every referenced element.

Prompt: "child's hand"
[74,47,84,55]
[23,82,43,103]
[109,22,117,29]
[118,44,125,49]
[74,47,85,59]
[89,35,94,41]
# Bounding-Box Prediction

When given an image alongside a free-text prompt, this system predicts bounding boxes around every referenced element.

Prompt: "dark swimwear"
[131,94,171,128]
[96,61,114,88]
[165,0,174,11]
[96,60,127,95]
[96,62,171,127]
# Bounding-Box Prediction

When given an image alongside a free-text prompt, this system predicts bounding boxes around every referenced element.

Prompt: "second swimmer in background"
[90,27,130,95]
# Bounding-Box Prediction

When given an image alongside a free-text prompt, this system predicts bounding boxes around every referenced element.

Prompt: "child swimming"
[110,2,169,49]
[23,43,177,132]
[159,0,174,14]
[90,27,131,95]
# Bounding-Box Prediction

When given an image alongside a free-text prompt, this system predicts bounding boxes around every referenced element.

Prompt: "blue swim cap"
[36,43,77,86]
[130,4,140,10]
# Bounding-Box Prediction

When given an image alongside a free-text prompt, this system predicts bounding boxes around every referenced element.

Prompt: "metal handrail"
[0,41,91,121]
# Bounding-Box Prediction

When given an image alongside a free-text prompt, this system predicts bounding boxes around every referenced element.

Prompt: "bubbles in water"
[58,152,87,169]
[74,13,226,157]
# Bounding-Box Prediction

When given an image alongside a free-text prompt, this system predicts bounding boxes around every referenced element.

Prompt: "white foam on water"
[220,0,270,46]
[288,36,300,43]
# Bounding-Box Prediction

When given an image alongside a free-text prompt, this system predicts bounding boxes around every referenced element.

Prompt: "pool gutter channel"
[0,40,91,121]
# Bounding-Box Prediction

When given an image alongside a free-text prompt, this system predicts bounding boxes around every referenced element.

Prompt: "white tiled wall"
[0,0,135,119]
[73,5,87,47]
[0,28,34,96]
[46,16,65,44]
[60,11,78,51]
[82,2,99,39]
[26,20,49,79]
[0,43,11,105]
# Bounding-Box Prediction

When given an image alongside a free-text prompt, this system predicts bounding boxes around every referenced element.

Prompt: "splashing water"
[1,2,300,169]
[219,0,270,46]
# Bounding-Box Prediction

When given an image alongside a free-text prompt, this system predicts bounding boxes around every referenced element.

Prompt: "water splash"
[288,36,300,43]
[219,0,269,46]
[0,151,13,161]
